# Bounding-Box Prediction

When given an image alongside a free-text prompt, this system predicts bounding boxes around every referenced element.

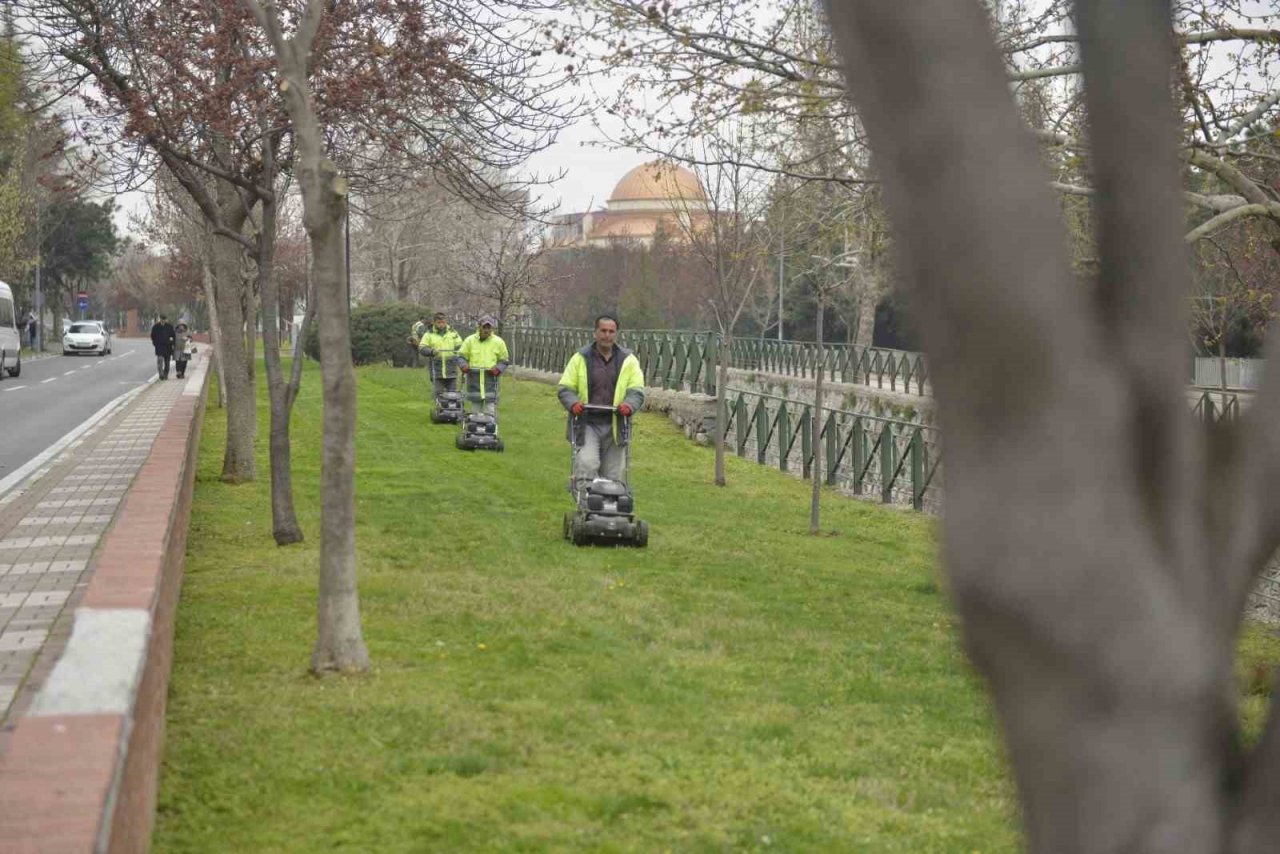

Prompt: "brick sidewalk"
[0,353,207,852]
[0,379,184,738]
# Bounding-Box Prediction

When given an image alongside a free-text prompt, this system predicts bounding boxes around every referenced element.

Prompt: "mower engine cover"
[583,478,634,515]
[465,413,497,435]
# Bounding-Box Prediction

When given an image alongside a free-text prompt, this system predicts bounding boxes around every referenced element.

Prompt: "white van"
[0,281,21,380]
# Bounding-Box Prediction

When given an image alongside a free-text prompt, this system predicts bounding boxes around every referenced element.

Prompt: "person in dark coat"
[150,315,176,379]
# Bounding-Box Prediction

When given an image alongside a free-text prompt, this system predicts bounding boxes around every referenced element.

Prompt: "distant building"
[547,161,713,249]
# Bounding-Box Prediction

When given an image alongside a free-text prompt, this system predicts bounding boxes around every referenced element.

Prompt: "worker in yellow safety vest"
[557,313,645,495]
[418,312,464,397]
[456,314,510,416]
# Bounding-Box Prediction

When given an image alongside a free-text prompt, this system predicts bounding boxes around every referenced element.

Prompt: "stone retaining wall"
[726,368,936,425]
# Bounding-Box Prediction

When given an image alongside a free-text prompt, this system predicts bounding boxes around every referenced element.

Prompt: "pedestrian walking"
[173,321,192,379]
[25,312,36,350]
[150,315,176,379]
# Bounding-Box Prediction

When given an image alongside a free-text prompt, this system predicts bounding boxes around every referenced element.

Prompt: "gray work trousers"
[574,420,627,492]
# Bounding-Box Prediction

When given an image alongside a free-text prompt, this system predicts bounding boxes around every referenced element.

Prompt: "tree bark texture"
[823,0,1276,851]
[211,188,257,483]
[305,187,368,673]
[244,0,369,673]
[855,265,879,349]
[257,187,305,546]
[200,247,228,408]
[715,338,729,487]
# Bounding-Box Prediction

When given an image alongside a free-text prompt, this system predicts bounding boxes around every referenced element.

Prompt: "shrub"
[303,302,431,366]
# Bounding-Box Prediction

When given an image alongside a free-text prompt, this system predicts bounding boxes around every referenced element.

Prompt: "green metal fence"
[505,326,928,396]
[729,338,929,395]
[716,387,1243,515]
[723,387,943,512]
[507,327,719,394]
[507,328,1244,515]
[1190,388,1242,423]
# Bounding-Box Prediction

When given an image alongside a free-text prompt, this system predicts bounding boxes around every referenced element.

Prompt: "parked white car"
[0,280,20,378]
[63,321,112,356]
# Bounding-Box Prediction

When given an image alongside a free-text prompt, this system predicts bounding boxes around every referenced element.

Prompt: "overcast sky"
[525,120,659,216]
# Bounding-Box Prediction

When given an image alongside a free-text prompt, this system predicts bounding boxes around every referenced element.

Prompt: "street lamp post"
[34,194,42,353]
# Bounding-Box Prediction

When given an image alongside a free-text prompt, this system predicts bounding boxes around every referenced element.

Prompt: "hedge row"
[303,303,432,367]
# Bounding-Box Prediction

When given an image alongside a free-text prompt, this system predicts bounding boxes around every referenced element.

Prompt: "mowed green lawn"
[154,359,1020,852]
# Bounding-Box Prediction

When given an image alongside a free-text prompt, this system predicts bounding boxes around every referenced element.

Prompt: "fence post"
[670,332,680,391]
[736,394,748,456]
[880,422,894,503]
[801,406,812,479]
[851,417,865,495]
[704,335,718,396]
[910,430,924,511]
[826,411,838,486]
[778,402,791,473]
[756,399,769,465]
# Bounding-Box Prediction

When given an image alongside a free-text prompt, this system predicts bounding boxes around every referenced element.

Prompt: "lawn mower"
[422,348,464,424]
[563,404,648,547]
[455,369,504,452]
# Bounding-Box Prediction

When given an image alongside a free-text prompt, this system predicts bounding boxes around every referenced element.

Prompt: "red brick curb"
[0,362,208,853]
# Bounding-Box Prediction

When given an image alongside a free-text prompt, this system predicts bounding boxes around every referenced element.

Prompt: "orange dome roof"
[608,161,707,203]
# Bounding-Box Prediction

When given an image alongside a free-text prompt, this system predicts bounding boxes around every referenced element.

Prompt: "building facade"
[547,161,713,249]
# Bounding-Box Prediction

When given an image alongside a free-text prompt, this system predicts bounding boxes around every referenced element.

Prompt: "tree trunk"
[257,186,305,546]
[200,252,229,409]
[714,336,729,487]
[211,189,256,483]
[243,278,257,383]
[824,2,1263,851]
[855,269,879,349]
[254,18,369,672]
[810,297,824,534]
[1219,336,1228,391]
[305,174,368,673]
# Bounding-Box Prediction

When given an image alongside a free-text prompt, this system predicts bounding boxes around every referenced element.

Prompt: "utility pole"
[777,216,785,342]
[34,194,42,353]
[344,202,351,314]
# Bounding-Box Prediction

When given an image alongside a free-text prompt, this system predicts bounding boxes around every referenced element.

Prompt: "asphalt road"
[0,337,158,482]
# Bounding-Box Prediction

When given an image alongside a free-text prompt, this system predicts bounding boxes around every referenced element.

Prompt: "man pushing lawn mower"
[419,312,465,423]
[455,314,509,451]
[558,314,648,546]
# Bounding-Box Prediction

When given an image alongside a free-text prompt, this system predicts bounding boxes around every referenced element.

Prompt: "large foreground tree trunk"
[824,1,1280,851]
[246,0,369,673]
[211,186,257,483]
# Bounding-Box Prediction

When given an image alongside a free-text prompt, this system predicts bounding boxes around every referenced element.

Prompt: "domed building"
[548,161,713,248]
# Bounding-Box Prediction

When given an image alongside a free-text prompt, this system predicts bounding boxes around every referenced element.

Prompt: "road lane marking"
[0,377,156,500]
[41,378,56,384]
[1,385,24,392]
[63,371,76,376]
